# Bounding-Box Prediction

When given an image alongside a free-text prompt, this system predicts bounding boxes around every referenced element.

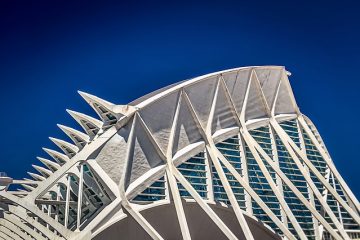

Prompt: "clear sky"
[0,1,359,197]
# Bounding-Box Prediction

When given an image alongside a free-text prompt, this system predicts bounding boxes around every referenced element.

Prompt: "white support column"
[47,202,52,229]
[76,164,84,230]
[238,134,252,215]
[205,148,215,203]
[55,184,60,227]
[64,175,71,229]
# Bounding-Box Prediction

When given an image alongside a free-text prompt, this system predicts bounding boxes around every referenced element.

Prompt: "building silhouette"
[0,66,359,240]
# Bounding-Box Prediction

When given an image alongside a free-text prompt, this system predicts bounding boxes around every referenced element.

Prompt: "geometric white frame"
[0,66,359,240]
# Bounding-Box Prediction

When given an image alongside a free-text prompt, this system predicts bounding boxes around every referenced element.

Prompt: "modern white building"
[0,66,359,240]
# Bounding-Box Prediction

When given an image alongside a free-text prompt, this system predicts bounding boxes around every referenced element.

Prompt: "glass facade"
[127,119,359,239]
[215,135,246,210]
[177,152,208,199]
[278,120,314,239]
[132,177,166,203]
[248,126,281,235]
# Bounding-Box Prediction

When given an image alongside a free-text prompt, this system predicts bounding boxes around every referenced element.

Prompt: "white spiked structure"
[49,137,79,158]
[66,110,103,139]
[0,66,359,240]
[31,165,52,177]
[57,124,90,149]
[42,148,70,164]
[36,157,60,172]
[27,172,46,181]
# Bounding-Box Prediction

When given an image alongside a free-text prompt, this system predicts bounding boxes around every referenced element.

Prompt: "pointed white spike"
[27,172,45,181]
[78,91,120,123]
[78,91,114,107]
[37,157,60,172]
[42,148,70,164]
[21,184,35,191]
[21,178,39,186]
[49,137,79,158]
[15,189,29,194]
[32,165,52,177]
[66,109,103,138]
[57,124,89,149]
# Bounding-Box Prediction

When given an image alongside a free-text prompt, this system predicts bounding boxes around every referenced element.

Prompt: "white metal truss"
[0,66,359,240]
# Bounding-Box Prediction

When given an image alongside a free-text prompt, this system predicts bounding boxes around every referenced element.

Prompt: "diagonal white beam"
[241,129,308,240]
[243,129,345,239]
[0,230,13,240]
[0,219,33,240]
[297,119,321,240]
[206,79,254,240]
[119,115,164,240]
[298,115,360,213]
[182,83,252,239]
[220,70,299,238]
[220,75,253,214]
[0,205,60,240]
[165,91,192,240]
[256,69,350,239]
[272,119,360,225]
[215,148,296,240]
[207,145,255,240]
[262,119,349,240]
[0,225,22,240]
[171,166,238,240]
[237,70,308,240]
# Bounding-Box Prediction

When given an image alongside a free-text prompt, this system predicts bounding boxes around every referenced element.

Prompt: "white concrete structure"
[0,66,359,240]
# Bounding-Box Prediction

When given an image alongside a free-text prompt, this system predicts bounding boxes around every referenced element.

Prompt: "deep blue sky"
[0,1,359,197]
